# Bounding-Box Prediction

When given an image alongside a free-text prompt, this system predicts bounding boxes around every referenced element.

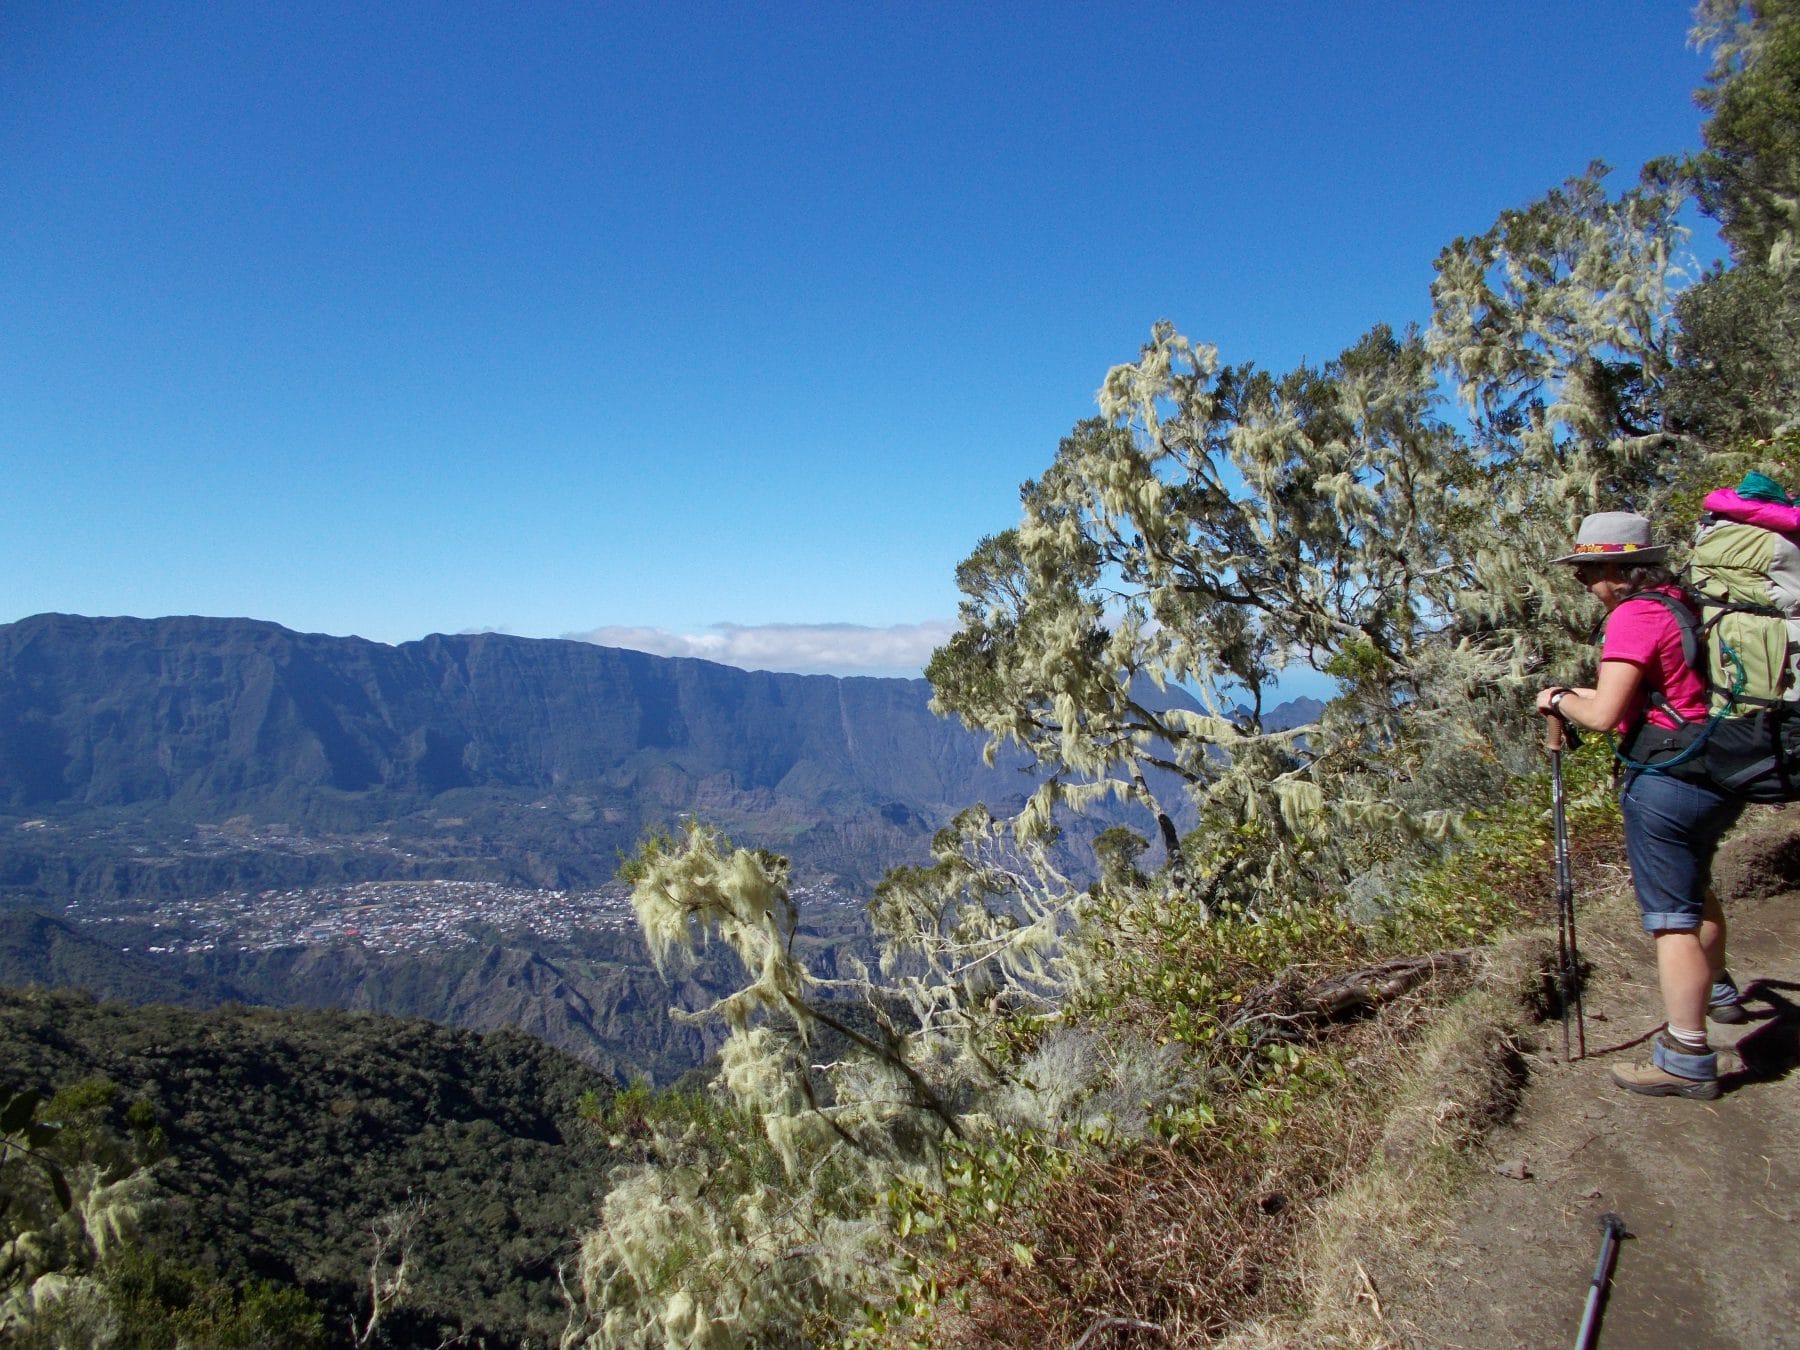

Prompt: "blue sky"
[4,3,1714,680]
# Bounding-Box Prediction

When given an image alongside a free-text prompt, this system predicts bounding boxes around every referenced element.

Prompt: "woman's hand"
[1537,685,1595,716]
[1536,662,1642,731]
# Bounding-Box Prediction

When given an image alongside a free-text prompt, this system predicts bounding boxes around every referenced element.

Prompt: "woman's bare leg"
[1699,887,1727,981]
[1655,928,1712,1032]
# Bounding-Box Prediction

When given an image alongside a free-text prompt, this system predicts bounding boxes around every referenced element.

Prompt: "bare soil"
[1366,805,1800,1348]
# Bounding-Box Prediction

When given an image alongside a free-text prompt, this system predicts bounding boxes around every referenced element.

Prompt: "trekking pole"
[1546,713,1586,1061]
[1573,1212,1626,1350]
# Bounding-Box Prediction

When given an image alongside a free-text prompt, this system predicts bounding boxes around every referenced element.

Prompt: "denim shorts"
[1620,770,1744,933]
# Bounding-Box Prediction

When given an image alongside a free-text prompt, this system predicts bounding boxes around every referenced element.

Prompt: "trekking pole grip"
[1543,690,1582,750]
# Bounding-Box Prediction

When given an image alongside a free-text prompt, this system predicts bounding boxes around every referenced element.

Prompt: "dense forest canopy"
[1,992,617,1346]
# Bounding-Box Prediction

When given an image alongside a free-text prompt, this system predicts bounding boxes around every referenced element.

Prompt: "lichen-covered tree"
[571,14,1800,1342]
[928,322,1533,912]
[1424,158,1707,697]
[926,143,1718,918]
[1668,261,1800,445]
[570,819,1187,1346]
[1691,0,1800,273]
[571,825,954,1347]
[1427,161,1697,520]
[0,1085,159,1342]
[1669,0,1800,442]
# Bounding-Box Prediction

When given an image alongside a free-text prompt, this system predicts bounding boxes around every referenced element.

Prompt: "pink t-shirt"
[1601,587,1710,732]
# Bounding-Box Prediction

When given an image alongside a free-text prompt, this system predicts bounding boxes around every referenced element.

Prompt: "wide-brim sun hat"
[1548,511,1671,566]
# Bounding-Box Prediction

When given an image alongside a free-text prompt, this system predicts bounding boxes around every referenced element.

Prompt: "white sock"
[1666,1023,1709,1052]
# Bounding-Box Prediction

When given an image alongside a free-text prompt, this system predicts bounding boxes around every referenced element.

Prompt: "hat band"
[1574,542,1651,554]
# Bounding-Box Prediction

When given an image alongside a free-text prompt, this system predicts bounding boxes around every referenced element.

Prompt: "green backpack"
[1688,515,1800,708]
[1617,481,1800,800]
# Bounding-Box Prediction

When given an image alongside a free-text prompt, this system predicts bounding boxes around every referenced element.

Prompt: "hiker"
[1536,512,1747,1101]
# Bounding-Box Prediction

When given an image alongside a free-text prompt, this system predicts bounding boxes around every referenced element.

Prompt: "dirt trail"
[1370,805,1800,1349]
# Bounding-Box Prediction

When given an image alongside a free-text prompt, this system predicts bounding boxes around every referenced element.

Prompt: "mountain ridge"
[1,611,1053,891]
[4,612,1332,895]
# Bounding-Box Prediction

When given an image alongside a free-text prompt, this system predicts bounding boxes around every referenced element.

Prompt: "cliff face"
[0,613,1050,888]
[0,613,1023,813]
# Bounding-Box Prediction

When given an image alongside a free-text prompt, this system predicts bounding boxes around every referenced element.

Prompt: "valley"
[0,612,1275,1084]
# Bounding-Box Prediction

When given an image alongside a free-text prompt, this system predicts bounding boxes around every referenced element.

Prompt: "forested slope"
[0,989,617,1346]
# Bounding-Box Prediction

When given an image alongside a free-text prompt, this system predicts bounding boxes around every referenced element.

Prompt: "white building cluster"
[72,879,640,955]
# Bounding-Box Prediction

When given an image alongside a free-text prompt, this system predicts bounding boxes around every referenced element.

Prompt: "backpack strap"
[1605,590,1731,780]
[1614,588,1777,712]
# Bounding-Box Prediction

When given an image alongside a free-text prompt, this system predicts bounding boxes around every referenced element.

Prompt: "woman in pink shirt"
[1536,512,1747,1100]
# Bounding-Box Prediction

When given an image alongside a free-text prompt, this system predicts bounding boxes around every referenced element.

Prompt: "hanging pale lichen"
[567,53,1792,1333]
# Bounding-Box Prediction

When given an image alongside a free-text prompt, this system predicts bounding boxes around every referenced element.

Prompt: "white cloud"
[565,620,957,678]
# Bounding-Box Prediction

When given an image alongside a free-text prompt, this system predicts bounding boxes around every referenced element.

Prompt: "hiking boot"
[1709,974,1751,1025]
[1611,1033,1721,1100]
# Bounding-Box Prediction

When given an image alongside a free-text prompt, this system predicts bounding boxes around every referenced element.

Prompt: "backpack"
[1615,475,1800,801]
[1689,480,1800,705]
